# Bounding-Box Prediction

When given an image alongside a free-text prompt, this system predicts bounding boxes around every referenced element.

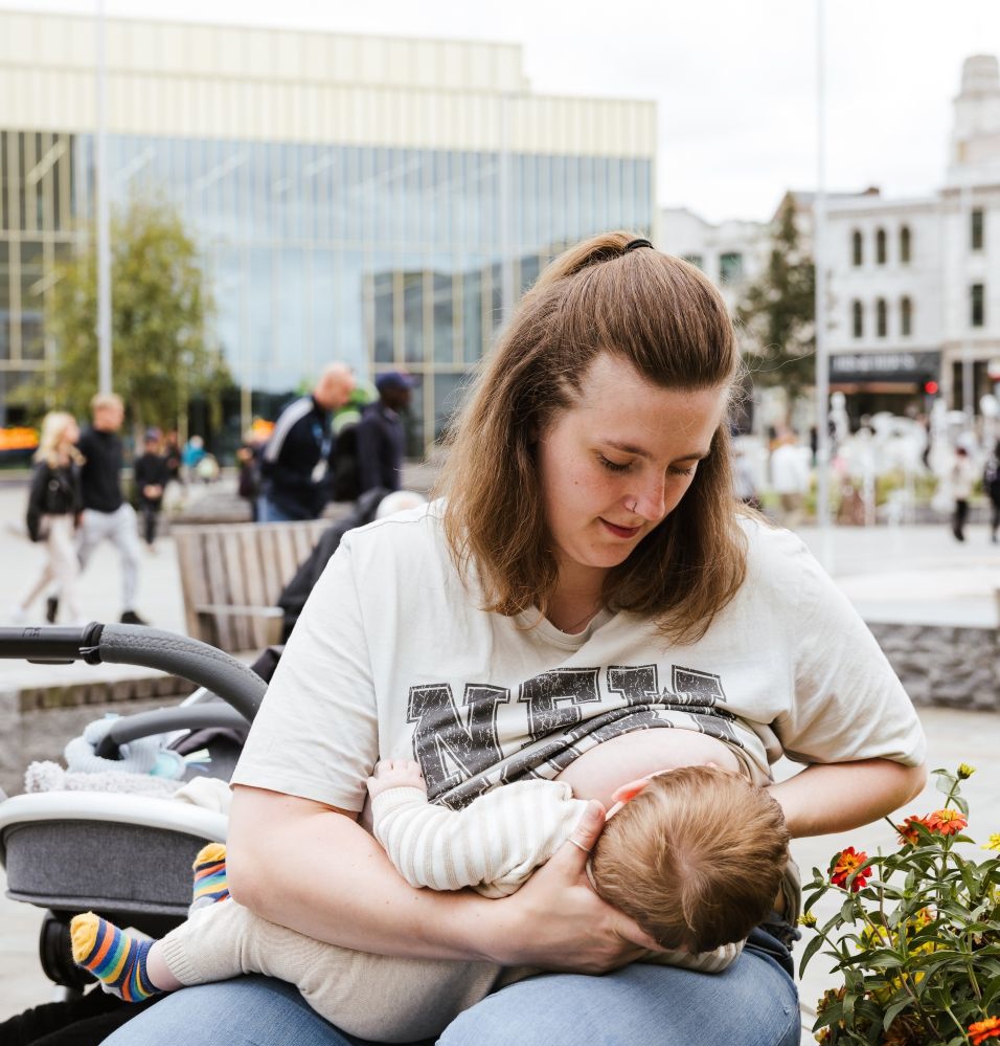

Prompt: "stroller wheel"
[39,911,92,992]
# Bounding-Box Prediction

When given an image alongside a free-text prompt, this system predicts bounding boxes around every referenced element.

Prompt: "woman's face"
[59,419,79,446]
[536,352,728,589]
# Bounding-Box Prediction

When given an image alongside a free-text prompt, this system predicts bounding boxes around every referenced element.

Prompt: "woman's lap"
[100,941,799,1046]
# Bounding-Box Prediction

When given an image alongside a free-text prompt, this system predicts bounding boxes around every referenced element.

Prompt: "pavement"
[0,478,999,1041]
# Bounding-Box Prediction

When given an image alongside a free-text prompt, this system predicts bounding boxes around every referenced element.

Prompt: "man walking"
[356,371,416,495]
[74,392,148,625]
[258,363,355,522]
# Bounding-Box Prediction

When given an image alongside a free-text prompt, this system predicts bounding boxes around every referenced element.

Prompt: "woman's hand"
[476,800,661,973]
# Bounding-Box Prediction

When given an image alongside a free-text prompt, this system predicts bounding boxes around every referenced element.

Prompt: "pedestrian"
[768,429,811,527]
[983,439,1000,544]
[236,428,266,522]
[258,363,355,522]
[355,371,416,495]
[100,232,925,1046]
[731,437,761,511]
[133,428,170,554]
[950,444,977,543]
[10,411,84,625]
[70,392,148,626]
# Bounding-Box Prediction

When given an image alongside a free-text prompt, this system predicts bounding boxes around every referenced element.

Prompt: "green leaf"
[799,932,826,976]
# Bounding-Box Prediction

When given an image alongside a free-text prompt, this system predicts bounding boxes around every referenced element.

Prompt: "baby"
[72,757,789,1043]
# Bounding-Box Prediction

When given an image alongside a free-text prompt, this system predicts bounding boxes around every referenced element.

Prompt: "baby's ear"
[610,778,652,805]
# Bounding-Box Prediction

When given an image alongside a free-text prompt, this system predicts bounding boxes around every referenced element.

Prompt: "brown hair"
[590,765,789,953]
[437,231,748,643]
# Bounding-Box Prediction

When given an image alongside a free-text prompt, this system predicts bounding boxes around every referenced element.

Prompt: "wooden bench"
[172,520,328,654]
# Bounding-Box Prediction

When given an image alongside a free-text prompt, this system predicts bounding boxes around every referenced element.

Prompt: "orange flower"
[897,815,932,845]
[969,1016,1000,1045]
[830,846,872,892]
[924,808,968,836]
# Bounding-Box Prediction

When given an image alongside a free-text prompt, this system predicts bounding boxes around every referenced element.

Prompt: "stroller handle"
[0,623,265,722]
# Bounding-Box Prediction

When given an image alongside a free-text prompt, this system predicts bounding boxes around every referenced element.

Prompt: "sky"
[25,0,1000,225]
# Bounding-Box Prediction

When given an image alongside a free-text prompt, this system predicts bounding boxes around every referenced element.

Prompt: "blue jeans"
[100,933,800,1046]
[257,496,297,523]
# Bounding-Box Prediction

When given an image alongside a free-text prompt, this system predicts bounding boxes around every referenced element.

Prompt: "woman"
[11,411,84,625]
[105,233,926,1046]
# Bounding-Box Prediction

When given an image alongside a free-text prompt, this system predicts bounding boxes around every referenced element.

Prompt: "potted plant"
[801,766,1000,1045]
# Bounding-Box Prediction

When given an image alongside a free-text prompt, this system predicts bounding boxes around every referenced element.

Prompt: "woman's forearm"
[768,758,927,838]
[226,785,502,961]
[226,786,655,973]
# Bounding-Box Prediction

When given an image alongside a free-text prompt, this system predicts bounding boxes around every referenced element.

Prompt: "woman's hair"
[590,765,790,953]
[34,411,82,469]
[437,230,747,643]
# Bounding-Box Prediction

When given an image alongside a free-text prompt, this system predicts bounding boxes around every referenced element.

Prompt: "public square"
[0,476,998,1043]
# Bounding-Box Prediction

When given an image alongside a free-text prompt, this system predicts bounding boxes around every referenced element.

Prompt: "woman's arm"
[768,757,927,838]
[226,784,658,973]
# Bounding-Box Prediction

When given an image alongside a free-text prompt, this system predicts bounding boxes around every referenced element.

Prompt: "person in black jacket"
[73,393,148,625]
[984,439,1000,544]
[133,428,171,553]
[356,371,416,495]
[259,364,355,522]
[11,411,84,624]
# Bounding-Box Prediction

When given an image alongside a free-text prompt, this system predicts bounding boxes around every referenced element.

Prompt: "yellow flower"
[799,912,817,928]
[958,763,976,779]
[983,834,1000,852]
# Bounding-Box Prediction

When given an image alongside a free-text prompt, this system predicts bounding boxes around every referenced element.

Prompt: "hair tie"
[623,238,653,253]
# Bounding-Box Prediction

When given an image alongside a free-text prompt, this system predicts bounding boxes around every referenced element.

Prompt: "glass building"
[0,10,656,451]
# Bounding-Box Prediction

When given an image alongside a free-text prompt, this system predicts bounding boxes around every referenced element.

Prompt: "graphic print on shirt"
[407,664,744,806]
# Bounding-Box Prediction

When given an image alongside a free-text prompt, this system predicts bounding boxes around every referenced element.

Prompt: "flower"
[799,911,817,928]
[958,763,976,779]
[969,1016,1000,1045]
[830,847,872,892]
[924,808,968,836]
[897,814,932,845]
[983,834,1000,852]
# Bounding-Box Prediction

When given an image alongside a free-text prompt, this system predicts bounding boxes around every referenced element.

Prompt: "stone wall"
[868,622,999,711]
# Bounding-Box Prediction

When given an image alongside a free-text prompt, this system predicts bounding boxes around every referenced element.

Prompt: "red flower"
[830,847,872,892]
[924,808,968,836]
[897,815,931,845]
[969,1016,1000,1045]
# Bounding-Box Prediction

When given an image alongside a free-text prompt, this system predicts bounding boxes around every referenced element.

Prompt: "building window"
[719,252,743,284]
[899,225,911,264]
[876,228,887,265]
[852,300,863,338]
[971,208,984,251]
[900,296,913,337]
[851,230,863,266]
[681,254,704,270]
[876,298,887,337]
[971,283,985,328]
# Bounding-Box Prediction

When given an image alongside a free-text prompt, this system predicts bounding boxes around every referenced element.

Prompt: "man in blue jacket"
[259,363,355,522]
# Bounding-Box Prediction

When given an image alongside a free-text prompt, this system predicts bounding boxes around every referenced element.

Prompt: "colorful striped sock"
[70,912,159,1002]
[191,842,230,910]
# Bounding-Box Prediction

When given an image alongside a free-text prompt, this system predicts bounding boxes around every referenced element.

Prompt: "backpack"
[328,423,361,502]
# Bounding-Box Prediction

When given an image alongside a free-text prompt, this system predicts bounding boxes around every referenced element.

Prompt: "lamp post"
[95,0,112,394]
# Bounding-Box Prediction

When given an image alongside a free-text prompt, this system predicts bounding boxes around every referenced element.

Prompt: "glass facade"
[0,127,653,449]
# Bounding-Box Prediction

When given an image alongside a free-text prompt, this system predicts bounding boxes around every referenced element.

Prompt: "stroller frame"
[0,621,266,990]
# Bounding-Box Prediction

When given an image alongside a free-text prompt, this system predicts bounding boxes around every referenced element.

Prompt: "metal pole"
[95,0,112,394]
[813,0,833,559]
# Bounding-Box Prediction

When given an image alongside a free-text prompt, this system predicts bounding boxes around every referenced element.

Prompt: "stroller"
[0,621,267,993]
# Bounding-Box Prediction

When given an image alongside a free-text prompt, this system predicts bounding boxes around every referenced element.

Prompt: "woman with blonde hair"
[12,411,84,624]
[105,233,926,1046]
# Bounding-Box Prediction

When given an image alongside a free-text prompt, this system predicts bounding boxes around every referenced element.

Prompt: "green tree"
[737,194,816,411]
[25,197,230,434]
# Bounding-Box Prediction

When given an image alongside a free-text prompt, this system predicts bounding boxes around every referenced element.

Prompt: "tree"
[25,197,230,434]
[736,194,816,413]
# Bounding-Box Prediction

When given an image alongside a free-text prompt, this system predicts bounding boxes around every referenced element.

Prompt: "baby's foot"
[71,913,160,1001]
[367,758,427,799]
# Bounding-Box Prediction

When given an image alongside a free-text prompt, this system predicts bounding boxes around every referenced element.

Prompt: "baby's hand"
[367,758,427,799]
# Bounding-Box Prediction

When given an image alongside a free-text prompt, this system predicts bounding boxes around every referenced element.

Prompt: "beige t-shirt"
[232,503,926,812]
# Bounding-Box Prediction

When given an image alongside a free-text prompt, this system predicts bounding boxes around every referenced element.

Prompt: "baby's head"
[590,765,789,954]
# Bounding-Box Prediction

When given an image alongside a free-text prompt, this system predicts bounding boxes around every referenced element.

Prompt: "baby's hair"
[590,765,789,953]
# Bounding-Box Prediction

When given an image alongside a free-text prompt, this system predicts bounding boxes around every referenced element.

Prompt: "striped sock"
[70,912,159,1002]
[191,843,229,910]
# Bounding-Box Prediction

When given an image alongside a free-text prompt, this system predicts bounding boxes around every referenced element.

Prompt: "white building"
[824,54,1000,423]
